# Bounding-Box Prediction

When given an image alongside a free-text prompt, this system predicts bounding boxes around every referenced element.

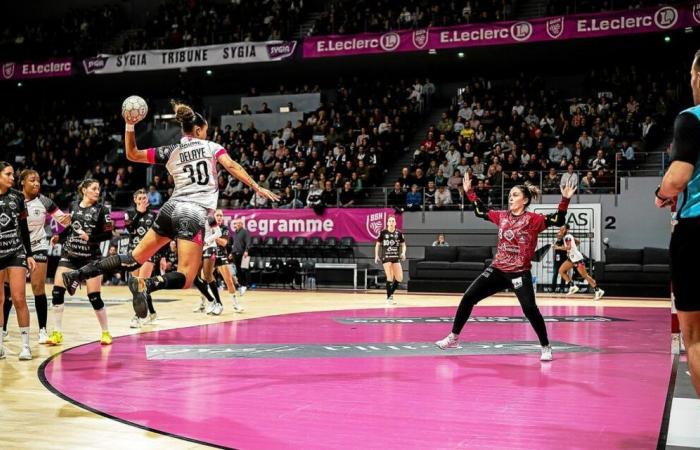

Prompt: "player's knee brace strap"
[88,292,105,310]
[52,286,66,306]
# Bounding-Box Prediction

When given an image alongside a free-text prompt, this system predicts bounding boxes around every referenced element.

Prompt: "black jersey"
[124,207,157,251]
[554,238,567,264]
[0,188,31,258]
[165,247,178,271]
[377,229,405,260]
[216,223,230,258]
[61,202,113,259]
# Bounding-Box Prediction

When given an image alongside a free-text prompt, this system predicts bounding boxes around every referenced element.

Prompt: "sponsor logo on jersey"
[0,213,11,227]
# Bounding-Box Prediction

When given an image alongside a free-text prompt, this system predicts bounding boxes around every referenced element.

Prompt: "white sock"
[20,327,30,347]
[94,308,109,332]
[53,305,64,331]
[449,333,458,340]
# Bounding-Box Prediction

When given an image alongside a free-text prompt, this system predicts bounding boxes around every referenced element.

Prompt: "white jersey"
[203,217,221,251]
[25,194,62,253]
[148,136,226,210]
[563,233,584,262]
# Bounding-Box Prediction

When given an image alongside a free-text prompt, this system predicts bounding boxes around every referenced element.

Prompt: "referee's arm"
[657,113,700,204]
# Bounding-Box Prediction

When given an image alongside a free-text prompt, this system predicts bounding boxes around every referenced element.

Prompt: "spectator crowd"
[388,66,684,211]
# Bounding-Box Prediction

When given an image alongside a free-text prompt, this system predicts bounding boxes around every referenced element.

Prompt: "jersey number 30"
[184,161,210,186]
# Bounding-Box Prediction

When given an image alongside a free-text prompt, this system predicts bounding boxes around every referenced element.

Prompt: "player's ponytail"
[515,183,541,208]
[171,100,207,134]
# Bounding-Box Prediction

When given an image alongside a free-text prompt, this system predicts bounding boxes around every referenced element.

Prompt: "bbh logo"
[654,6,678,29]
[412,29,429,49]
[380,32,401,52]
[2,62,15,80]
[366,212,387,239]
[546,17,564,39]
[510,22,533,41]
[693,3,700,25]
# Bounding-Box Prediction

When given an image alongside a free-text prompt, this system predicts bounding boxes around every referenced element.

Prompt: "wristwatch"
[655,185,670,202]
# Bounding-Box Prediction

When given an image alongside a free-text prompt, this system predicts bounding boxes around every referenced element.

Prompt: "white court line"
[667,398,700,447]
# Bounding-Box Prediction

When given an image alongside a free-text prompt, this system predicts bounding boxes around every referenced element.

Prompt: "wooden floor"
[0,285,670,450]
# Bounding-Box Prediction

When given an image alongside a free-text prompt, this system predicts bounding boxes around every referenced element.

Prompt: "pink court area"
[42,305,671,449]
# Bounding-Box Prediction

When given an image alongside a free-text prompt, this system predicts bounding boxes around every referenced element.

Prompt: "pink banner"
[303,2,700,58]
[1,57,73,80]
[223,208,401,242]
[51,208,400,243]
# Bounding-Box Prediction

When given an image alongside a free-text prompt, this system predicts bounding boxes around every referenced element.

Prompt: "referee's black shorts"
[671,218,700,311]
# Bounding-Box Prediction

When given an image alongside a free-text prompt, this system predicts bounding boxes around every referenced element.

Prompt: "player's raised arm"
[122,96,150,163]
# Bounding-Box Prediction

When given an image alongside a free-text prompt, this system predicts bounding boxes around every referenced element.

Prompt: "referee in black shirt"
[656,49,700,396]
[231,218,251,295]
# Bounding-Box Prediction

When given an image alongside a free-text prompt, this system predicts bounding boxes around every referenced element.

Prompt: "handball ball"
[122,95,148,123]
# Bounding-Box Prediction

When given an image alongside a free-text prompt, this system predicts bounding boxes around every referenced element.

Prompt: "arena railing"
[102,151,667,214]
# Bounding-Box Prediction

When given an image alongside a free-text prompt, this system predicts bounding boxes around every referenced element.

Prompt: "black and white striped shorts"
[152,200,208,243]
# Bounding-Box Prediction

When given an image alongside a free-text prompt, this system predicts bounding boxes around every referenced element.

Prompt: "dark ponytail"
[171,100,207,133]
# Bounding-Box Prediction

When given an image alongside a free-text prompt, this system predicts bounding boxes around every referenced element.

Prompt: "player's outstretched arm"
[218,153,280,202]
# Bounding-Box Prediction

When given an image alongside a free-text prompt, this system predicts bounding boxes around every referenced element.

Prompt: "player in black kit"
[124,189,159,328]
[0,162,37,361]
[210,210,243,313]
[374,216,406,305]
[48,179,114,346]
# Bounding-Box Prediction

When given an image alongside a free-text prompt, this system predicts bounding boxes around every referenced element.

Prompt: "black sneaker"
[62,270,81,296]
[128,277,149,319]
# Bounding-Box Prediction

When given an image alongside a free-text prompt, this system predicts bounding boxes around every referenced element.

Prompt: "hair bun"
[171,100,195,125]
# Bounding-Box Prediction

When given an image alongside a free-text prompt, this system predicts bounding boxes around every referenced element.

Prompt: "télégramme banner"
[304,2,700,58]
[83,40,297,74]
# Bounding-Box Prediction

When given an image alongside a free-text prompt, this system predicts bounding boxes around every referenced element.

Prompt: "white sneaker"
[205,301,217,315]
[146,313,158,324]
[232,299,245,313]
[435,333,459,349]
[386,295,396,305]
[19,345,32,361]
[0,346,5,359]
[566,285,580,295]
[38,328,49,344]
[130,316,142,329]
[593,289,605,300]
[2,330,7,339]
[211,303,223,316]
[239,286,247,297]
[540,345,553,361]
[193,297,206,313]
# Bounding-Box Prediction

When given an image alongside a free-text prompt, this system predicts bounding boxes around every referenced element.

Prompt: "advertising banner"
[303,2,700,58]
[83,40,297,74]
[1,58,73,80]
[49,208,400,243]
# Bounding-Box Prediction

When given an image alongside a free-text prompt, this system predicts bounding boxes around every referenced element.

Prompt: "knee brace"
[88,292,105,310]
[84,253,142,280]
[52,286,66,306]
[120,253,141,271]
